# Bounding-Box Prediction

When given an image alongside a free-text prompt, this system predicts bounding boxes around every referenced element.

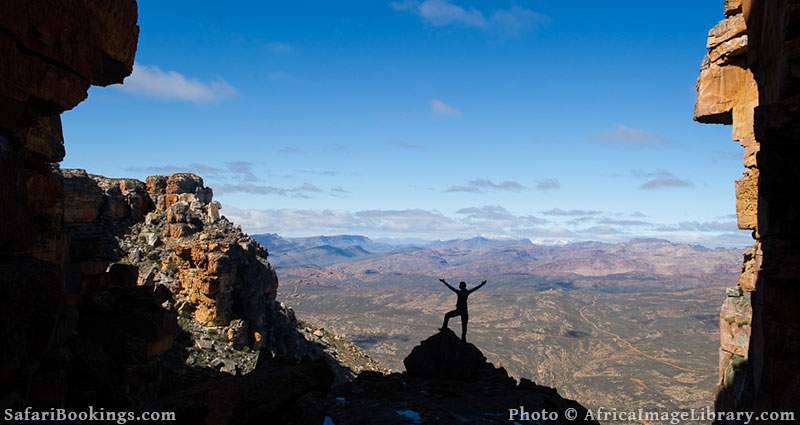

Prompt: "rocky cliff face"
[0,1,142,407]
[0,0,375,410]
[695,0,800,417]
[58,169,384,376]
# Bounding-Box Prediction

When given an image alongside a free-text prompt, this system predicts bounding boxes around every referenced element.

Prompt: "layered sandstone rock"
[0,0,140,407]
[695,0,800,418]
[118,173,281,351]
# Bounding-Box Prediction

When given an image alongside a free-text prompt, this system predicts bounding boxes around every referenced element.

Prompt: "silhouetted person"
[439,278,487,342]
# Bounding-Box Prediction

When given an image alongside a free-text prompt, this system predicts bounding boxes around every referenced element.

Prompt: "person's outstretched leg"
[461,313,469,341]
[441,310,458,330]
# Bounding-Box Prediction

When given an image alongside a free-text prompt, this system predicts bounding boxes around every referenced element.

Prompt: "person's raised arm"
[439,278,457,292]
[469,280,487,293]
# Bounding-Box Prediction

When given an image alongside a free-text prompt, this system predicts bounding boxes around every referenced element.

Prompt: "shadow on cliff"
[150,325,335,425]
[142,328,598,425]
[710,1,800,422]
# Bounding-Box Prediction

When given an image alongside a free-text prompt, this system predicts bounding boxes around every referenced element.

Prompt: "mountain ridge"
[255,233,742,288]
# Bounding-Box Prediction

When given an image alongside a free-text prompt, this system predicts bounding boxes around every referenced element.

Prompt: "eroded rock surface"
[695,0,800,419]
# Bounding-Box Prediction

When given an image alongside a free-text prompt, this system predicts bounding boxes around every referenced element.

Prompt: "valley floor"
[279,277,724,422]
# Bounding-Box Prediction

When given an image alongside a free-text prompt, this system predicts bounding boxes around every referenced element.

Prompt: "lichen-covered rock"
[119,173,280,349]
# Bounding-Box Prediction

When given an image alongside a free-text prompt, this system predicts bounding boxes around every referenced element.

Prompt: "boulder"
[403,328,507,381]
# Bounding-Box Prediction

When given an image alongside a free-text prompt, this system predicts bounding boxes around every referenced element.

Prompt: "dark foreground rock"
[308,330,598,425]
[404,329,506,381]
[153,358,334,425]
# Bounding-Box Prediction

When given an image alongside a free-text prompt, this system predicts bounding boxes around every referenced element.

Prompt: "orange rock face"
[695,0,800,415]
[121,173,280,349]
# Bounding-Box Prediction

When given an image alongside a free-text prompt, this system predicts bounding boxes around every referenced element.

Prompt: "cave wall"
[695,0,800,416]
[0,0,141,406]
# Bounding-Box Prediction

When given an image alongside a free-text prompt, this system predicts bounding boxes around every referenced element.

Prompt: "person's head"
[459,281,467,289]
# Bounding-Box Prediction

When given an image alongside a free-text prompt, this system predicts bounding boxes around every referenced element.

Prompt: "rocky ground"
[311,329,598,425]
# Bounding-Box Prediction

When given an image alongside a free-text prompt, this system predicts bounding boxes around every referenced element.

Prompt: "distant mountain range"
[252,234,742,287]
[251,233,403,267]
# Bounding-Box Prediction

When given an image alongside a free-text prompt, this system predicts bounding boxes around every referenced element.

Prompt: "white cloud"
[217,182,322,199]
[223,204,750,247]
[431,99,461,117]
[630,170,694,190]
[489,6,548,35]
[445,179,526,193]
[225,207,465,237]
[118,62,236,103]
[391,0,548,34]
[542,208,602,217]
[535,178,560,191]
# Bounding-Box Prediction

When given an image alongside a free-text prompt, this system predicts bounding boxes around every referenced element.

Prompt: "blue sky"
[61,0,750,246]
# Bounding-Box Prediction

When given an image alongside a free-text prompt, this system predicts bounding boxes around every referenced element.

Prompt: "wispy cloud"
[456,205,548,229]
[226,205,556,241]
[295,169,348,177]
[630,170,694,190]
[119,62,236,103]
[391,0,548,35]
[542,208,602,217]
[124,161,257,181]
[223,203,750,247]
[654,220,738,232]
[331,187,351,197]
[597,217,653,227]
[535,178,561,191]
[225,161,258,181]
[431,99,461,117]
[217,182,322,199]
[595,125,670,146]
[392,0,484,27]
[489,6,548,35]
[445,179,526,193]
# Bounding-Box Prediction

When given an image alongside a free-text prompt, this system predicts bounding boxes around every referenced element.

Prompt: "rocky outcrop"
[0,0,363,410]
[119,173,279,348]
[0,0,140,408]
[57,170,384,384]
[403,329,508,381]
[314,330,598,425]
[695,0,800,418]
